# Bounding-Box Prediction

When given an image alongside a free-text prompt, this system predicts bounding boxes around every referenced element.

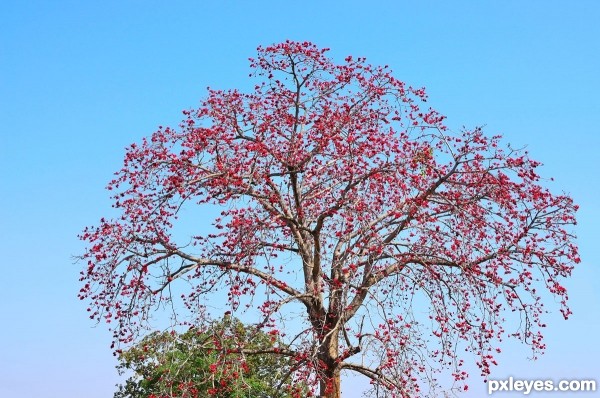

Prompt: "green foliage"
[114,317,304,398]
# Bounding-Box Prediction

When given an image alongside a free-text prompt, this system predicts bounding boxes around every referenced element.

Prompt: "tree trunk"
[319,325,341,398]
[320,367,341,398]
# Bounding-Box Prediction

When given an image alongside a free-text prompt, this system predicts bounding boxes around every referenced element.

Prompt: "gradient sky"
[1,1,599,397]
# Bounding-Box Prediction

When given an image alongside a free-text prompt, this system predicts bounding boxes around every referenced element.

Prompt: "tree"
[114,316,305,398]
[79,41,579,397]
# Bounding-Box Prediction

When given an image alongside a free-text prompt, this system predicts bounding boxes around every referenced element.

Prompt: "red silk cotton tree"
[79,41,579,398]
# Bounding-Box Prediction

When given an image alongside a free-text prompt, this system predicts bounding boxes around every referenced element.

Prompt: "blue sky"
[1,1,599,397]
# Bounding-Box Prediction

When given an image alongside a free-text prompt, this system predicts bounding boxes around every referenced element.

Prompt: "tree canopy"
[114,316,304,398]
[79,41,579,397]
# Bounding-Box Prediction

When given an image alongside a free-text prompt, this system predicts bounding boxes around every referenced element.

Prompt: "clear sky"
[1,1,599,397]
